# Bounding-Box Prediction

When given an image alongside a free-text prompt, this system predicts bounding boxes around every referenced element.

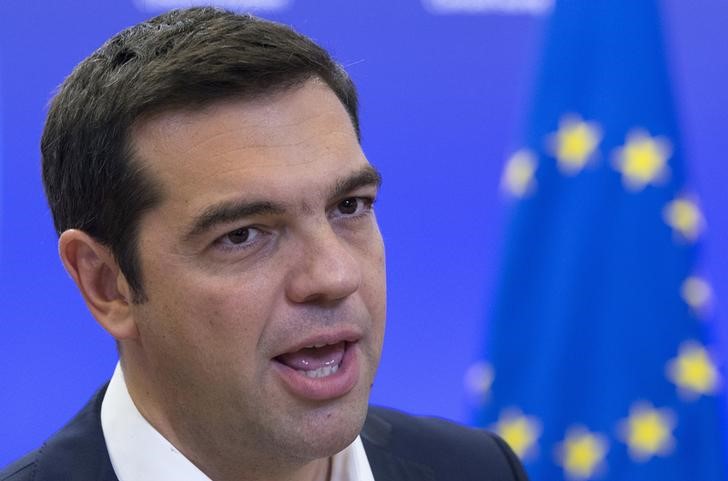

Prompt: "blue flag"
[473,1,727,480]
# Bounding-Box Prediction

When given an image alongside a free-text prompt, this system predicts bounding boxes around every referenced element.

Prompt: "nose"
[285,225,362,305]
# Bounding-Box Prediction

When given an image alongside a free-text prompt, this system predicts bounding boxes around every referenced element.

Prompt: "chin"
[285,390,370,460]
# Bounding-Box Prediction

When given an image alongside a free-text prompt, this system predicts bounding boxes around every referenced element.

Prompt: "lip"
[273,328,363,357]
[271,330,362,401]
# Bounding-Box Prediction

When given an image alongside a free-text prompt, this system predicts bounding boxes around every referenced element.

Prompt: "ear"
[58,229,139,341]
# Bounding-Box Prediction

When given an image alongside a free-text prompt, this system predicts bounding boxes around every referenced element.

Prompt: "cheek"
[364,229,386,297]
[189,284,270,341]
[140,272,277,360]
[362,236,387,335]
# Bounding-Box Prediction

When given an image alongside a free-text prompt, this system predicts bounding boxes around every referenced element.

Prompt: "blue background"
[1,0,726,467]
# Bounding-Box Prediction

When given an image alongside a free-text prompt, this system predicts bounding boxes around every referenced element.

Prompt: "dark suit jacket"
[1,387,528,481]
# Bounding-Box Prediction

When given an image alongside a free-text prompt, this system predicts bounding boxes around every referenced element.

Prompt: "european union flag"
[473,1,727,480]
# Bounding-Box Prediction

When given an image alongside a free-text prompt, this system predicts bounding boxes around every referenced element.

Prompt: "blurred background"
[1,0,726,479]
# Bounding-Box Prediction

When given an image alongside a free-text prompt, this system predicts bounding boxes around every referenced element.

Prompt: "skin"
[59,79,386,481]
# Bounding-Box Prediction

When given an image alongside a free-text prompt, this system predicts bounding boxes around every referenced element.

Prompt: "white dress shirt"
[101,363,375,481]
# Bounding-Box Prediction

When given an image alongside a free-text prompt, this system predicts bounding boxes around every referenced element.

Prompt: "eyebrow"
[330,165,382,200]
[184,165,382,241]
[184,201,285,241]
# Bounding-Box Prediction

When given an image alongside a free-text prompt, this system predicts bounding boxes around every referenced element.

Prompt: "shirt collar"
[100,363,374,481]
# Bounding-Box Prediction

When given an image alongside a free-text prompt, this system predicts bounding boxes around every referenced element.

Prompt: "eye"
[216,226,261,249]
[334,197,373,217]
[227,227,252,244]
[338,198,359,215]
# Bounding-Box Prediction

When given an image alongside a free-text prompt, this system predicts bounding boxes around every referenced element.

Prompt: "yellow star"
[612,129,671,191]
[663,196,705,242]
[666,341,720,399]
[555,426,608,480]
[681,276,713,313]
[547,115,602,175]
[501,149,537,197]
[491,408,542,460]
[618,401,676,462]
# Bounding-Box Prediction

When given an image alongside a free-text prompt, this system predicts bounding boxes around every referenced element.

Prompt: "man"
[1,8,527,481]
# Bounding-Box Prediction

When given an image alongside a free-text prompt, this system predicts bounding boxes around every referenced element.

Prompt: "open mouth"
[272,338,360,400]
[275,341,347,379]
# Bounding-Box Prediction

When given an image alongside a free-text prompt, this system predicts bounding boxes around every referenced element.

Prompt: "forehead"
[130,80,366,207]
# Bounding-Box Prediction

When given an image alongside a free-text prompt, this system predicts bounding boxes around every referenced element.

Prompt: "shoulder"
[0,386,117,481]
[0,451,37,481]
[363,406,528,481]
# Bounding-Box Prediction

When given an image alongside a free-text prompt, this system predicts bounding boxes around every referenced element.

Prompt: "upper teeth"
[307,343,327,349]
[300,364,339,378]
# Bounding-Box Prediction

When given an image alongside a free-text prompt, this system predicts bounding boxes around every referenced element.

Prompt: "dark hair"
[41,7,359,303]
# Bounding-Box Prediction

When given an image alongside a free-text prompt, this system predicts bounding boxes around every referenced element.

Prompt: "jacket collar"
[361,408,436,481]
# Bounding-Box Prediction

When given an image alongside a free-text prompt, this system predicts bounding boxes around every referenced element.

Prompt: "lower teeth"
[300,364,340,379]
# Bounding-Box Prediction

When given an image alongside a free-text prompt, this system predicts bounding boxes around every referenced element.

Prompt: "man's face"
[125,80,386,467]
